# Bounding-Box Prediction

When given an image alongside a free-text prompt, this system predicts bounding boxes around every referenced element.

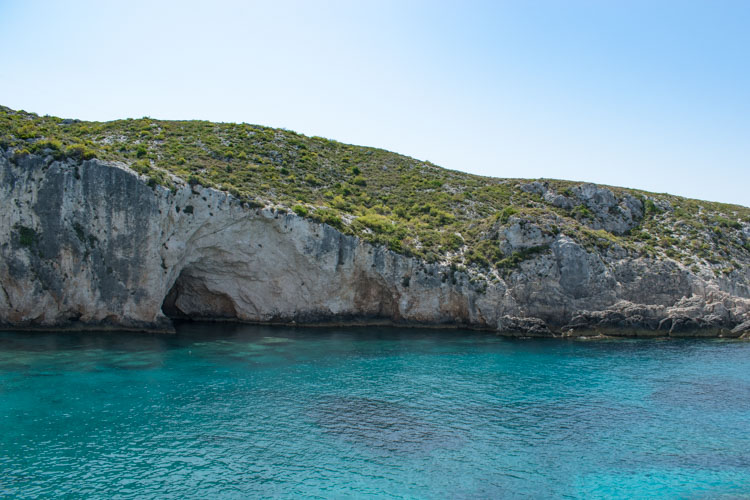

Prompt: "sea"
[1,323,749,498]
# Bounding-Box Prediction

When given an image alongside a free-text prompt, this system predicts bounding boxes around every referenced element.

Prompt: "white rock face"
[1,151,749,336]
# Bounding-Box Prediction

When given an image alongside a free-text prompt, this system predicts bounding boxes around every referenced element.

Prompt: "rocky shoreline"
[1,150,749,338]
[2,317,748,339]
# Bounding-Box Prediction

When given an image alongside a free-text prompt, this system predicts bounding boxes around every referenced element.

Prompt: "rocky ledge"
[1,151,749,337]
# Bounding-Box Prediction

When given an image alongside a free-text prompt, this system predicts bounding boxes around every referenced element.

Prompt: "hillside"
[2,105,748,276]
[1,105,749,336]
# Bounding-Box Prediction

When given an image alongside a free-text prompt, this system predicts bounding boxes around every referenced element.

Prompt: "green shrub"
[443,233,464,251]
[352,175,367,186]
[311,208,342,229]
[30,138,63,157]
[304,174,322,186]
[356,213,393,233]
[331,195,349,210]
[292,204,309,217]
[66,143,96,160]
[17,124,39,139]
[715,216,741,229]
[498,206,518,223]
[572,205,593,219]
[497,245,549,269]
[644,199,660,216]
[132,160,151,175]
[11,148,31,161]
[466,240,502,268]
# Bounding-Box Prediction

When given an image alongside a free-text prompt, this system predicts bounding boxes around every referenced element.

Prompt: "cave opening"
[161,268,238,320]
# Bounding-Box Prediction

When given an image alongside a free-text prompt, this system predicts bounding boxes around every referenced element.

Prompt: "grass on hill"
[2,105,749,277]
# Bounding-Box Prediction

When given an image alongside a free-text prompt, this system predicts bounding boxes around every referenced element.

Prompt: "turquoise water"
[1,324,749,498]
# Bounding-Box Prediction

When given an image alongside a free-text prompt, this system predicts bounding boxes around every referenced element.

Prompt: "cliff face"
[2,151,749,337]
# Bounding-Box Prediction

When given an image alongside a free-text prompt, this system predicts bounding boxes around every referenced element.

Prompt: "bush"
[644,199,660,216]
[356,213,393,234]
[497,245,549,269]
[11,148,31,161]
[304,174,322,186]
[443,233,464,251]
[715,216,741,229]
[132,160,151,175]
[30,138,63,157]
[292,204,309,217]
[430,208,455,225]
[352,175,367,186]
[17,124,39,139]
[466,239,503,268]
[572,204,593,219]
[66,144,96,161]
[331,195,349,210]
[311,208,343,229]
[388,237,403,252]
[498,206,518,223]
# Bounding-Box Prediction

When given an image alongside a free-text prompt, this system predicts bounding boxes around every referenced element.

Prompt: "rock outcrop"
[1,151,749,336]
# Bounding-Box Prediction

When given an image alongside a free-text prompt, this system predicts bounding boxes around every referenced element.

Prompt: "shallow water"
[1,323,749,498]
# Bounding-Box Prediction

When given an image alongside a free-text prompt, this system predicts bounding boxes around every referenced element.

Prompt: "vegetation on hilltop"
[1,105,748,278]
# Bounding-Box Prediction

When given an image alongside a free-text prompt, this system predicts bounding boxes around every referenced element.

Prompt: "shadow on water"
[308,395,463,456]
[650,377,750,411]
[2,320,743,350]
[0,321,744,373]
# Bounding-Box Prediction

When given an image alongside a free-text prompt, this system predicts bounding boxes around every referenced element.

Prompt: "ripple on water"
[0,326,749,498]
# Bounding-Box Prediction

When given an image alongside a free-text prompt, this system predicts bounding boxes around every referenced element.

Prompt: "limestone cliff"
[2,150,749,337]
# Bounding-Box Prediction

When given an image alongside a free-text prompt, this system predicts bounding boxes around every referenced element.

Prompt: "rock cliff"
[2,150,749,337]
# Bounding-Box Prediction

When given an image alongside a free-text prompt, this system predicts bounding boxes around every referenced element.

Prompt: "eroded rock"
[1,152,749,337]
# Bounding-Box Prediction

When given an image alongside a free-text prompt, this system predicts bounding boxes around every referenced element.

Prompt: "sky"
[1,0,748,207]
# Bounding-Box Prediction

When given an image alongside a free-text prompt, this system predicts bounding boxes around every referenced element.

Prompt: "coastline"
[2,318,747,340]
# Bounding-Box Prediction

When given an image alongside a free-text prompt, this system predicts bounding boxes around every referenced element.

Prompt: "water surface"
[1,323,749,498]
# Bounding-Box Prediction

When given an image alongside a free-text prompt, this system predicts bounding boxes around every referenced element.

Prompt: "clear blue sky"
[1,0,748,206]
